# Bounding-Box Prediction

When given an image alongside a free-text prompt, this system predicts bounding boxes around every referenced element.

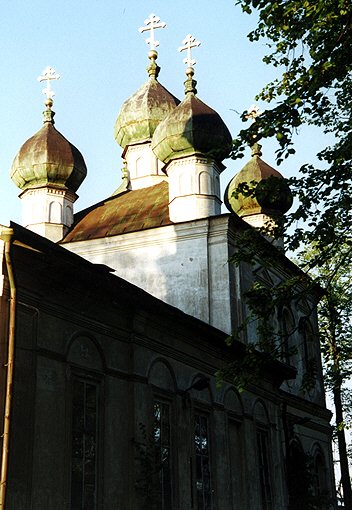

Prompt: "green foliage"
[216,344,261,392]
[301,242,352,418]
[233,0,352,262]
[228,2,352,502]
[300,242,352,503]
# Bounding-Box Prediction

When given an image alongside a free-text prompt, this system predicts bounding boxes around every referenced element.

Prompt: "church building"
[0,14,336,510]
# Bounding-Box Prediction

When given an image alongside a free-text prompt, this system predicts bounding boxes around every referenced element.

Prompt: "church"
[0,14,336,510]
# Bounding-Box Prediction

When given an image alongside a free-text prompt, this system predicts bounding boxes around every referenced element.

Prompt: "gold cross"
[37,66,60,101]
[178,34,201,68]
[139,13,166,51]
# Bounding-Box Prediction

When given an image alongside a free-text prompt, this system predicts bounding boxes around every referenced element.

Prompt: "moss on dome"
[114,78,180,150]
[11,112,87,192]
[151,93,232,165]
[224,144,293,217]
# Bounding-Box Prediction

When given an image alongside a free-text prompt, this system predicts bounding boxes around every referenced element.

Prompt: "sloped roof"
[62,181,172,243]
[2,221,296,387]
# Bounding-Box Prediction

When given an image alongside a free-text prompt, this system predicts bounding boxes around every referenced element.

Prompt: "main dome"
[114,52,180,150]
[11,110,87,193]
[151,68,232,165]
[151,93,232,165]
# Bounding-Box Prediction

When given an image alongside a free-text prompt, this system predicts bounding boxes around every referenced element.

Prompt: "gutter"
[0,228,16,509]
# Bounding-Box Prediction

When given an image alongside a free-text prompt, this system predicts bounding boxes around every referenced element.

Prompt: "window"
[312,450,327,503]
[194,413,212,510]
[281,307,295,363]
[300,318,319,392]
[228,419,243,508]
[301,318,316,366]
[287,440,311,509]
[71,377,99,510]
[154,401,172,509]
[257,429,272,510]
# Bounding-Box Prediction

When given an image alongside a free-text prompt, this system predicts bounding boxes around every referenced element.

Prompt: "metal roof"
[62,181,172,243]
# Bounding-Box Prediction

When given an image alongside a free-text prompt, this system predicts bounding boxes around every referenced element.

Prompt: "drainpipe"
[0,228,16,509]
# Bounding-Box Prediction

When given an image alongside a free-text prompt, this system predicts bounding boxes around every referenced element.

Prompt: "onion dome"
[114,50,180,150]
[151,66,232,165]
[224,143,293,217]
[11,106,87,193]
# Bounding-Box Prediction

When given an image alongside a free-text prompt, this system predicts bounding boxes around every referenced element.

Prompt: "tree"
[228,2,352,505]
[300,243,352,508]
[232,0,352,264]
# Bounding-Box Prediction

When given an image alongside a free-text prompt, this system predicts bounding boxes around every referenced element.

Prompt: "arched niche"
[136,156,145,177]
[223,388,244,417]
[310,443,328,498]
[65,204,73,225]
[49,201,62,223]
[147,358,176,393]
[198,171,212,195]
[189,373,213,404]
[280,306,296,361]
[287,438,311,508]
[253,399,270,426]
[67,334,104,372]
[299,317,316,359]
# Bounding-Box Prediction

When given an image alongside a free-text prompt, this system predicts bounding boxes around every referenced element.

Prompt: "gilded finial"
[251,143,262,157]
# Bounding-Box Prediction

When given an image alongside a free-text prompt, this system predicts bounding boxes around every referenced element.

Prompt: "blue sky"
[0,0,330,225]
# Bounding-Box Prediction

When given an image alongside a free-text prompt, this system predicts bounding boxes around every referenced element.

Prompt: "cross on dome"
[139,13,166,51]
[37,66,60,106]
[178,34,201,68]
[245,104,262,122]
[37,66,60,100]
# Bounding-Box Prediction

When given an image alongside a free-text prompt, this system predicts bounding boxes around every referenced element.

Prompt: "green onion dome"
[11,108,87,193]
[114,50,180,149]
[224,143,293,217]
[151,67,232,165]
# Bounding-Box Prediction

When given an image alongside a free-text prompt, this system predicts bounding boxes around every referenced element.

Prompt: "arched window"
[311,447,328,506]
[224,389,244,509]
[148,359,176,510]
[188,375,213,510]
[287,439,310,509]
[253,401,272,510]
[67,335,104,510]
[280,307,295,363]
[299,318,318,392]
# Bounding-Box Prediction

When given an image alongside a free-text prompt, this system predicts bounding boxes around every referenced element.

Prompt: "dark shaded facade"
[0,222,335,509]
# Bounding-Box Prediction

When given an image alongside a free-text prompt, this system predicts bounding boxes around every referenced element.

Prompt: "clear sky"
[0,0,330,225]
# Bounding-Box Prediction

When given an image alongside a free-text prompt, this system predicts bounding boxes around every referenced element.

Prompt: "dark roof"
[62,181,172,243]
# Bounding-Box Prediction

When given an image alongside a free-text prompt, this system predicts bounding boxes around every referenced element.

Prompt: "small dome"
[224,144,293,217]
[114,52,180,150]
[11,109,87,193]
